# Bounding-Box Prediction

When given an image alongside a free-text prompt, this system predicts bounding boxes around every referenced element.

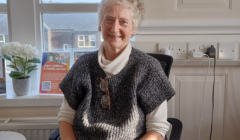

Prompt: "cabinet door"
[168,67,240,140]
[144,0,240,19]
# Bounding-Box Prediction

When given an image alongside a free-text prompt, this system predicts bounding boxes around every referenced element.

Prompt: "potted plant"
[0,42,41,96]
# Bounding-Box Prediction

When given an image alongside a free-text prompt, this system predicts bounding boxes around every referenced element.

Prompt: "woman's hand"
[140,131,164,140]
[59,121,77,140]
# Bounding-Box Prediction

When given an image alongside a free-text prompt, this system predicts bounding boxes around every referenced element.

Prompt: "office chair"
[49,53,182,140]
[147,53,182,140]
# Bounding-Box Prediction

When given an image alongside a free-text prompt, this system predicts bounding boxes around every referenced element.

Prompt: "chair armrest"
[49,128,60,140]
[167,118,183,140]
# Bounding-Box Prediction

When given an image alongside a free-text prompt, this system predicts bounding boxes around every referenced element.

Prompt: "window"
[78,35,85,47]
[0,14,10,83]
[1,1,101,95]
[0,34,5,45]
[77,35,96,48]
[89,35,96,46]
[42,13,99,52]
[41,0,100,4]
[63,44,68,51]
[0,14,8,47]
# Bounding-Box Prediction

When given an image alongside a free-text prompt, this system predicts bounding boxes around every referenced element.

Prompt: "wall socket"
[158,43,187,59]
[218,43,236,59]
[188,42,218,59]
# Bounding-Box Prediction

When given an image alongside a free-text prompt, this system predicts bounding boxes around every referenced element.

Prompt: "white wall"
[144,0,240,20]
[133,0,240,140]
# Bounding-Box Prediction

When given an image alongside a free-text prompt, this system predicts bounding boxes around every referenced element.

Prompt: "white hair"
[98,0,145,29]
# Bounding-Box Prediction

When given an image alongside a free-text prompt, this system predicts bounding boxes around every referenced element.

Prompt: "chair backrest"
[147,53,173,78]
[147,53,182,140]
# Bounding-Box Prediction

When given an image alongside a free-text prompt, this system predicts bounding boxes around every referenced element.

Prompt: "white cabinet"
[168,67,240,140]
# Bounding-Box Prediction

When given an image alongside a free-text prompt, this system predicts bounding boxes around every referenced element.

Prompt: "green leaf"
[26,65,37,71]
[27,58,41,63]
[15,59,25,71]
[27,65,38,74]
[9,74,20,79]
[16,56,24,62]
[4,55,12,61]
[9,71,24,79]
[7,64,18,70]
[10,71,24,75]
[28,68,38,74]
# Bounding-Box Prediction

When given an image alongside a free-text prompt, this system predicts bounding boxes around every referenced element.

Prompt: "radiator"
[0,117,58,140]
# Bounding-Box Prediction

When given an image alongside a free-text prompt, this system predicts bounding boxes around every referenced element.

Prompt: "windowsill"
[0,89,63,107]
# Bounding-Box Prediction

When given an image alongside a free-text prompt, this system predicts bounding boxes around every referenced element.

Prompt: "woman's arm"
[59,121,77,140]
[147,100,170,137]
[140,131,164,140]
[141,100,170,140]
[58,97,77,140]
[58,97,76,124]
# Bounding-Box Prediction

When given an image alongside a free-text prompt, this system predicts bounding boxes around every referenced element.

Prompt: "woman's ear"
[132,29,137,37]
[98,26,101,31]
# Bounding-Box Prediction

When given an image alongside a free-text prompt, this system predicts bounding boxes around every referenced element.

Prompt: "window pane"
[42,13,99,51]
[41,0,100,4]
[0,14,9,52]
[0,35,4,41]
[79,41,84,46]
[0,14,10,88]
[78,35,84,41]
[42,13,99,68]
[90,35,95,41]
[91,41,95,46]
[0,15,8,46]
[0,0,6,4]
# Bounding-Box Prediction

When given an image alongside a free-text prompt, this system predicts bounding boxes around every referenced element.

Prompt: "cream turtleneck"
[98,42,132,77]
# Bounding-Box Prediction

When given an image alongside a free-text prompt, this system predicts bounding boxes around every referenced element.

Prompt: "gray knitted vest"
[59,48,175,140]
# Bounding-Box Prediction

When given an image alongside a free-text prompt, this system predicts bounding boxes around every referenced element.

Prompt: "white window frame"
[100,34,104,42]
[63,44,68,51]
[0,34,5,44]
[89,35,96,47]
[78,35,85,47]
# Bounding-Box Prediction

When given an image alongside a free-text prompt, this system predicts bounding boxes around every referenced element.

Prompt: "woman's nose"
[111,21,120,33]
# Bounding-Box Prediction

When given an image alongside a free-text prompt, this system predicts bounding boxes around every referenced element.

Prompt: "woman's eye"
[122,21,128,24]
[106,18,112,22]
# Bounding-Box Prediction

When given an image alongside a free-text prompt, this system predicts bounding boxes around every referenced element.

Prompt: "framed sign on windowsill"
[0,58,6,94]
[39,52,71,94]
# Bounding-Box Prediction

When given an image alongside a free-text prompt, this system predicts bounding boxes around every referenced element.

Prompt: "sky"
[0,0,6,4]
[0,0,101,4]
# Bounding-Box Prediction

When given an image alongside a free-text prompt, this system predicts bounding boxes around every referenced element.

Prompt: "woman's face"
[99,4,137,51]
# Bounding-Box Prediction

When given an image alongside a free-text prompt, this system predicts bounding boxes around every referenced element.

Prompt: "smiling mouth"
[109,34,122,39]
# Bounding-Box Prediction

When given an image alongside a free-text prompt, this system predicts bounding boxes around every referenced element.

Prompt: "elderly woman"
[58,0,175,140]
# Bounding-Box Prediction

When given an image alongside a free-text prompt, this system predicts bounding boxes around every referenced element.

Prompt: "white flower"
[0,42,41,78]
[0,42,40,59]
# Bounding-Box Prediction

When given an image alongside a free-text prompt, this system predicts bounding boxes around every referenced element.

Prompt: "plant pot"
[12,77,31,96]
